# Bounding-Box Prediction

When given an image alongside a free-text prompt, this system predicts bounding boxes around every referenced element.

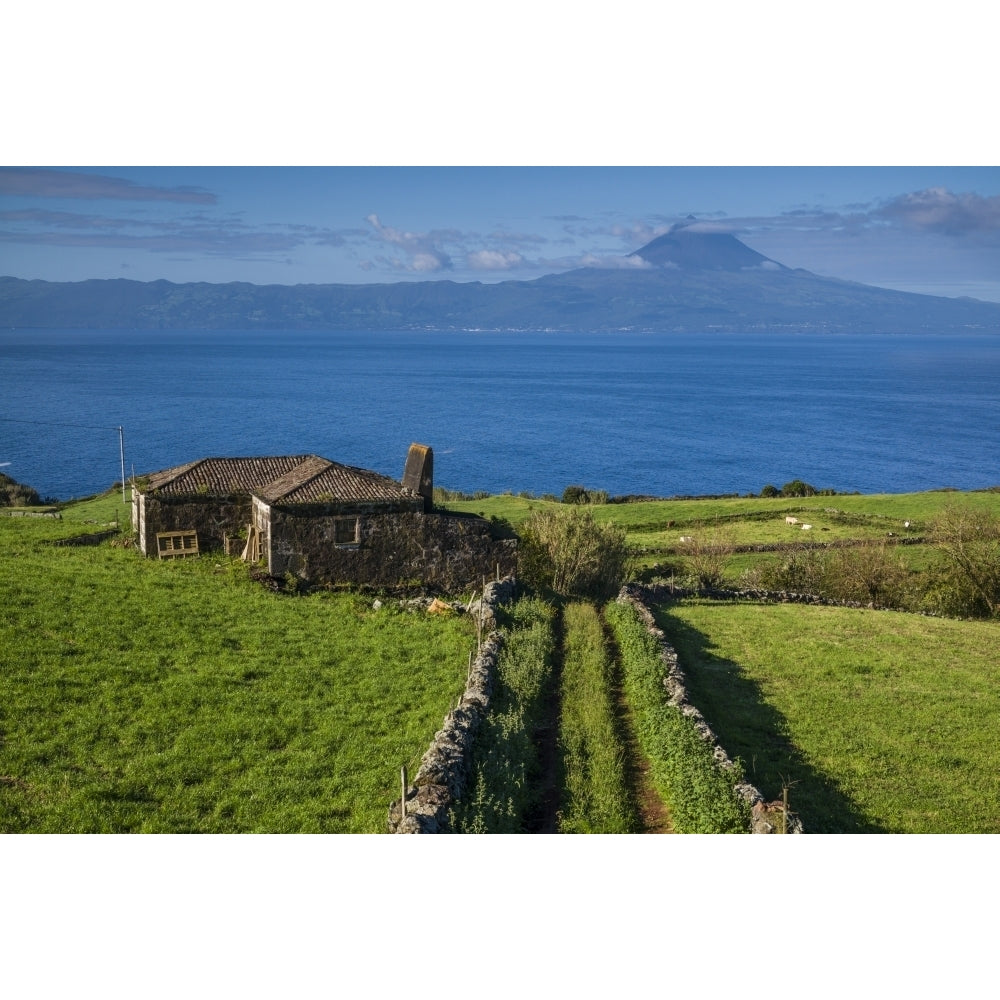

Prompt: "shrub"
[757,548,828,593]
[760,484,779,498]
[824,541,910,607]
[930,502,1000,617]
[518,507,629,599]
[0,473,42,508]
[781,479,817,497]
[680,524,736,590]
[560,485,609,505]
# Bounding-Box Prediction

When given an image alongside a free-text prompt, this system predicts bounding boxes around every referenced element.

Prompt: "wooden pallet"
[157,530,199,559]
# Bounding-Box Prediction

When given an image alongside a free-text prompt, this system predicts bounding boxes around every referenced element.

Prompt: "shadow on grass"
[653,605,886,834]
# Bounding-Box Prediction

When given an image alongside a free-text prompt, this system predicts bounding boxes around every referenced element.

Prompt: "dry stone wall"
[387,576,517,833]
[617,583,804,834]
[642,582,932,614]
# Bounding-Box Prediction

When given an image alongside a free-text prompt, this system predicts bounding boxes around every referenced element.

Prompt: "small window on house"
[334,517,360,545]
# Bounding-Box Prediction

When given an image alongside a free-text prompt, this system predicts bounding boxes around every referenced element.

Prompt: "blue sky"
[3,166,1000,300]
[3,6,998,300]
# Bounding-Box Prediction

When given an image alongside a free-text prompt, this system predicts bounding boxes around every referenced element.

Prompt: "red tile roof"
[140,454,416,505]
[257,456,414,504]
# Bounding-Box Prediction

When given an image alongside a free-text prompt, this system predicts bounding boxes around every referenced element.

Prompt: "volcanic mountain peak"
[630,221,785,272]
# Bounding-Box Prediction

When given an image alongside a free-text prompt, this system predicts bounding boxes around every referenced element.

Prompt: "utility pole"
[119,426,126,505]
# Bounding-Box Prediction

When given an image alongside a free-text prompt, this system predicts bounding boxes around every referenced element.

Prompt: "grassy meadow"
[654,599,1000,833]
[439,486,1000,540]
[1,495,475,833]
[441,487,1000,591]
[5,482,1000,834]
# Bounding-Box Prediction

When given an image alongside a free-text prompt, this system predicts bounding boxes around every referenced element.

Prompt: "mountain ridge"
[3,226,999,333]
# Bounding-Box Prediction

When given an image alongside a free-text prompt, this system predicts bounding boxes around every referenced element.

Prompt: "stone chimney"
[402,443,433,512]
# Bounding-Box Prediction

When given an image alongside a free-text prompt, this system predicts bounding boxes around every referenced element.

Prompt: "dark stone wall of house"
[140,495,253,554]
[269,509,517,592]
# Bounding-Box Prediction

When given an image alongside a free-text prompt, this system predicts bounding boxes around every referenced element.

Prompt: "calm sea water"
[2,329,999,500]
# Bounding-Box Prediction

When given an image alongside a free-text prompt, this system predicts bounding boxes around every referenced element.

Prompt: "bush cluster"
[748,540,911,608]
[561,484,609,505]
[759,480,837,498]
[740,503,1000,619]
[518,507,629,599]
[0,473,42,508]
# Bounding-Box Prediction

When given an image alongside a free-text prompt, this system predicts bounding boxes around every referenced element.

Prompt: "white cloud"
[875,187,1000,236]
[466,249,525,270]
[579,253,654,269]
[411,252,446,272]
[365,213,452,271]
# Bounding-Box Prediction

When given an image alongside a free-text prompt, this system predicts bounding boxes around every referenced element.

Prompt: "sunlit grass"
[558,602,635,833]
[654,599,1000,833]
[1,502,474,833]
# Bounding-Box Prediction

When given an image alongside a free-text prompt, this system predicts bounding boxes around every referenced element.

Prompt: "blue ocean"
[1,329,999,501]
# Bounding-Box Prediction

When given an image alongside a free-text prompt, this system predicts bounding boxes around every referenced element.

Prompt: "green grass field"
[441,487,1000,526]
[1,497,475,833]
[443,489,1000,612]
[6,484,1000,834]
[653,599,1000,833]
[558,602,635,833]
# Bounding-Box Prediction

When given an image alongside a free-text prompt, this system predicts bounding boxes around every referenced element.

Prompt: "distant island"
[4,222,1000,333]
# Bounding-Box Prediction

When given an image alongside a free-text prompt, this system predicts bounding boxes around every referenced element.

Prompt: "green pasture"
[626,512,904,551]
[0,499,474,833]
[443,488,1000,603]
[653,599,1000,833]
[439,487,1000,537]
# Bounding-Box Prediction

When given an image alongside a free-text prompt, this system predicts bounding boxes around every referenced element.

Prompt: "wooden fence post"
[401,765,407,820]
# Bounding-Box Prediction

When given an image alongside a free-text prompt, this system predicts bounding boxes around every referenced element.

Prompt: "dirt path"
[603,610,674,834]
[525,602,672,834]
[525,605,564,834]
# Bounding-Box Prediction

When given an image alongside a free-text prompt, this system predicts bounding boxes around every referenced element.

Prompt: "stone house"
[131,444,516,591]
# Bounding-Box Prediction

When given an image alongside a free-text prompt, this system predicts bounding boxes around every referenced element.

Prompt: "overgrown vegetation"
[0,472,43,507]
[518,506,629,599]
[558,603,636,833]
[678,523,737,590]
[760,479,838,498]
[605,600,750,833]
[929,501,1000,617]
[561,484,609,505]
[746,539,912,608]
[451,597,556,833]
